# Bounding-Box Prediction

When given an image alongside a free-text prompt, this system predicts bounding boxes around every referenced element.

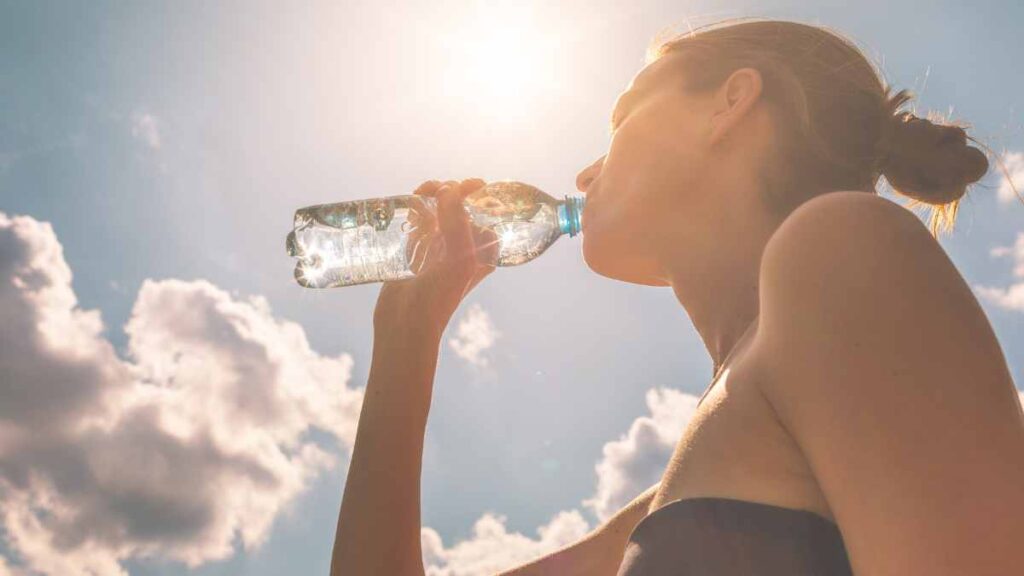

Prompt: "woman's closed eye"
[609,113,623,135]
[608,91,640,135]
[608,102,626,134]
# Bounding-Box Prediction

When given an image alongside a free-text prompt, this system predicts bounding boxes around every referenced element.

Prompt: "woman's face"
[576,52,718,286]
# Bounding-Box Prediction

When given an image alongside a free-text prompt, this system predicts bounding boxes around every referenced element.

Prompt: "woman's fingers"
[414,179,459,198]
[413,180,443,197]
[436,184,474,271]
[435,178,488,261]
[466,226,498,293]
[406,225,432,274]
[459,178,486,194]
[405,196,436,273]
[471,225,500,268]
[416,178,495,288]
[414,178,485,198]
[406,196,438,233]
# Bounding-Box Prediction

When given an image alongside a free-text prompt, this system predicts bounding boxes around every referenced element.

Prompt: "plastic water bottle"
[286,181,585,288]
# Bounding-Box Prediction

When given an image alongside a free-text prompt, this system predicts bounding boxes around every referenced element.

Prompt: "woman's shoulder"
[756,188,984,352]
[751,192,1022,576]
[769,190,929,254]
[760,190,948,295]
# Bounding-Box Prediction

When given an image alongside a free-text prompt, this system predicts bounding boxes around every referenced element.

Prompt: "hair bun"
[879,112,989,205]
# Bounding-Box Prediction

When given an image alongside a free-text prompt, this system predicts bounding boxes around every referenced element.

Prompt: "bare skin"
[331,51,1024,575]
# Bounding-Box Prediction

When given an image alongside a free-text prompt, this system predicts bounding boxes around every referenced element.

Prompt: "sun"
[438,5,562,123]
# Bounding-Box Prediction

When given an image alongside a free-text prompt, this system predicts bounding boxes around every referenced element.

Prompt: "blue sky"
[1,1,1022,574]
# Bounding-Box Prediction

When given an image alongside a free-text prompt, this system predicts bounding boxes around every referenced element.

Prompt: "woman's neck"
[671,261,761,373]
[663,202,776,372]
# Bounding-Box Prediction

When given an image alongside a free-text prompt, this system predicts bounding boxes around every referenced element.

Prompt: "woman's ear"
[707,67,764,146]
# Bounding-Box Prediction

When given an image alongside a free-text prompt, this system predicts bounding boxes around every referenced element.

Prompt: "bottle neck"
[558,196,585,237]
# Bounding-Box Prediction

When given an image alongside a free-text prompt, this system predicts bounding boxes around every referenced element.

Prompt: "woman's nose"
[575,155,605,193]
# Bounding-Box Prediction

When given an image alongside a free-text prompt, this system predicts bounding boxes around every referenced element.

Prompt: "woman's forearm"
[331,324,442,576]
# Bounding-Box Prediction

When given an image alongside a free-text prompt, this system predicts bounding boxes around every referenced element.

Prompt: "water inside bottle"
[468,203,561,266]
[287,182,578,289]
[288,196,432,288]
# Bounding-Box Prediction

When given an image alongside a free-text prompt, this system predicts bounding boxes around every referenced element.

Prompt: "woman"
[331,18,1023,575]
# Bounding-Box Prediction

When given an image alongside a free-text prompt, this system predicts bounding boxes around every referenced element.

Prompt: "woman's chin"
[582,236,668,286]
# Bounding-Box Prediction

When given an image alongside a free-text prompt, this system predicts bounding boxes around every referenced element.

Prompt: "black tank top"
[615,497,853,575]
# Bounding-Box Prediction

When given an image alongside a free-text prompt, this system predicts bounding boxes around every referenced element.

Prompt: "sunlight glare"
[439,4,561,122]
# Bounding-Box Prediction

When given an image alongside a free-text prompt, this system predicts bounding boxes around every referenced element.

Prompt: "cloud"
[975,284,1024,312]
[583,388,698,522]
[975,232,1024,312]
[996,151,1023,205]
[448,304,499,367]
[421,509,590,576]
[131,112,161,150]
[0,212,363,574]
[419,386,699,574]
[0,555,22,576]
[987,233,1024,278]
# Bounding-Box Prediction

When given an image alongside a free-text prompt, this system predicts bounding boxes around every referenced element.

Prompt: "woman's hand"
[372,178,499,337]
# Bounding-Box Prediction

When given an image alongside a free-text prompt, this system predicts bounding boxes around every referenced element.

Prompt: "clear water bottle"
[286,181,585,288]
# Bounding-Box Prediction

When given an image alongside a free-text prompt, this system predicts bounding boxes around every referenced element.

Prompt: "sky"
[1,0,1023,574]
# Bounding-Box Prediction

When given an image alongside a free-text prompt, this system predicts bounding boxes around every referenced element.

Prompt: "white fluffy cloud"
[976,232,1024,312]
[997,151,1024,205]
[421,510,590,576]
[419,386,701,575]
[0,212,362,574]
[131,112,161,150]
[583,388,698,521]
[0,555,20,576]
[976,283,1024,311]
[448,303,499,367]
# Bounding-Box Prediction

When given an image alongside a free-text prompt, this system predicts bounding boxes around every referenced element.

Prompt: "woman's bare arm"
[330,324,441,576]
[331,179,498,576]
[497,482,661,576]
[332,319,660,576]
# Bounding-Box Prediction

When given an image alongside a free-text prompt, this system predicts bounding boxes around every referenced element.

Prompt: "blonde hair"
[647,18,1014,237]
